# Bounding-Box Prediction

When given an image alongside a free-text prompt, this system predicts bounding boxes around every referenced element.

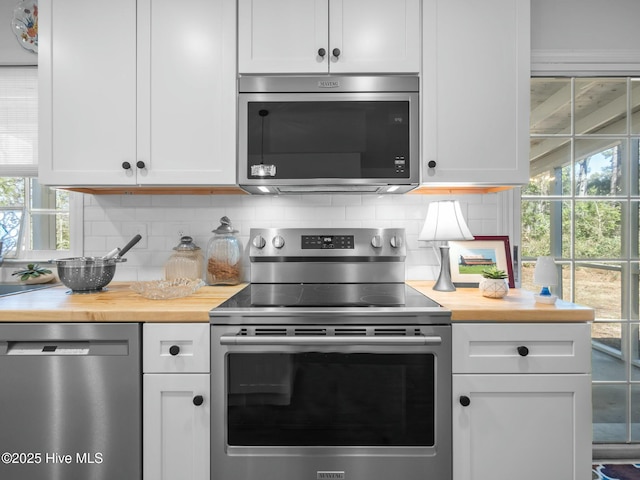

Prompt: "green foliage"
[481,266,508,279]
[12,263,53,281]
[522,156,622,260]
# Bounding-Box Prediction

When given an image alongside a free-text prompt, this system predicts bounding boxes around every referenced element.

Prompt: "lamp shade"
[419,200,474,241]
[533,256,558,286]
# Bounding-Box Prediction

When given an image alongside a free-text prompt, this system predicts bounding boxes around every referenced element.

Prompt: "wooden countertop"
[0,282,247,322]
[0,281,594,323]
[407,280,595,322]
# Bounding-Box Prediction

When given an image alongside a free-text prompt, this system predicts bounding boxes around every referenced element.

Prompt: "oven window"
[227,353,434,446]
[247,101,410,179]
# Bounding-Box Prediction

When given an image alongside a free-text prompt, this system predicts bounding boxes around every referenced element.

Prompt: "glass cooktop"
[213,283,443,309]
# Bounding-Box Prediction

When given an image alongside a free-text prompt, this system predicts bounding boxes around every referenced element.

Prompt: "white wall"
[83,193,505,282]
[531,0,640,74]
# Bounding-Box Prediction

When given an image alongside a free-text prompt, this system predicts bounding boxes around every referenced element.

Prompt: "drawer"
[143,323,209,373]
[453,323,591,374]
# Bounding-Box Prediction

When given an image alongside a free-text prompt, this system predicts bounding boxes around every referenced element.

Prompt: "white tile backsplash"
[83,192,505,282]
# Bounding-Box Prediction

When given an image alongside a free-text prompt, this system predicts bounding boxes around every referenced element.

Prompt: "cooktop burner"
[213,283,445,311]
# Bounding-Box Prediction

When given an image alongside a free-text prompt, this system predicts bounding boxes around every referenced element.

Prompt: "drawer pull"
[193,395,204,406]
[459,395,471,407]
[169,345,180,356]
[517,345,529,357]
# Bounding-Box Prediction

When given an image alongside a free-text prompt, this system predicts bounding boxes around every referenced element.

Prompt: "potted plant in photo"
[479,266,509,298]
[12,263,55,284]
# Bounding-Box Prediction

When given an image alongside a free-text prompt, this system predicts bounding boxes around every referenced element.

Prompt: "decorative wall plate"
[11,1,38,54]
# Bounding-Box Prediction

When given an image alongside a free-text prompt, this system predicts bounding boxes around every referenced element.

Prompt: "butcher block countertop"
[0,281,594,323]
[407,280,595,322]
[0,282,248,322]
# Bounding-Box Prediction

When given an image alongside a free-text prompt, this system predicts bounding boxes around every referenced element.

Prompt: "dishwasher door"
[0,323,141,480]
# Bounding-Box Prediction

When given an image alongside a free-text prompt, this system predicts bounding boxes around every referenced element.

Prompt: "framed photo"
[448,235,515,288]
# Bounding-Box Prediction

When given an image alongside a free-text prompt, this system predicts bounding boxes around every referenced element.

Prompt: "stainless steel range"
[210,228,452,480]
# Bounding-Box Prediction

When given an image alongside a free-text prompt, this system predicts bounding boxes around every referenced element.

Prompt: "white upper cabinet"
[39,0,236,186]
[238,0,421,74]
[421,0,530,185]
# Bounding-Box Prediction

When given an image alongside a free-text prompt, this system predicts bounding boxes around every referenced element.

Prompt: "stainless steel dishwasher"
[0,323,141,480]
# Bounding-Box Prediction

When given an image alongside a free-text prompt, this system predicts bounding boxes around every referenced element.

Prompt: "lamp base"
[433,245,456,292]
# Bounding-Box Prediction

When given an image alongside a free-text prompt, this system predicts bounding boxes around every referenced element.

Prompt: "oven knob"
[371,235,383,248]
[252,235,266,249]
[390,235,403,248]
[272,235,285,249]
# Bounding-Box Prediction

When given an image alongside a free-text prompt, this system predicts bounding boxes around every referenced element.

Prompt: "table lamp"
[419,200,474,291]
[533,256,558,304]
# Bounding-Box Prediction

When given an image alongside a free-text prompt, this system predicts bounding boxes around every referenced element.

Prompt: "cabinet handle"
[517,345,529,357]
[122,161,132,170]
[332,48,341,58]
[193,395,204,406]
[318,48,326,58]
[427,160,437,169]
[136,160,146,169]
[169,345,180,356]
[459,395,471,407]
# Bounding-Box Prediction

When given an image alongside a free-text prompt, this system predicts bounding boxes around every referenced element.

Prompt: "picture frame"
[448,235,515,288]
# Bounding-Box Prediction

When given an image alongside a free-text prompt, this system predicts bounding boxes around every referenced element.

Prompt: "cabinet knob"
[427,160,437,169]
[517,345,529,357]
[318,48,326,58]
[122,161,132,170]
[332,48,341,58]
[169,345,180,356]
[136,160,146,169]
[193,395,204,406]
[459,395,471,407]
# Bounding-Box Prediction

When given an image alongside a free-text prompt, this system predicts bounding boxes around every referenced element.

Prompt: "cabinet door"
[137,0,236,185]
[452,374,592,480]
[39,0,137,185]
[238,0,329,74]
[329,0,420,73]
[422,0,530,185]
[143,374,210,480]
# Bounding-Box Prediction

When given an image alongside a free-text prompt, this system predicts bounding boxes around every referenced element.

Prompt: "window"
[0,66,79,260]
[523,77,640,444]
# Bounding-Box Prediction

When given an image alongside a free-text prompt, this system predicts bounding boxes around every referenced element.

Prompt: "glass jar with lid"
[165,235,204,281]
[205,216,242,285]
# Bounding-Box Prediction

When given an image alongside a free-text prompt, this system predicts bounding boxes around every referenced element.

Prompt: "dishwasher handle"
[0,340,129,356]
[220,334,442,346]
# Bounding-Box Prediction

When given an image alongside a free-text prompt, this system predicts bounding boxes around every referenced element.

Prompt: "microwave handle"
[220,334,441,347]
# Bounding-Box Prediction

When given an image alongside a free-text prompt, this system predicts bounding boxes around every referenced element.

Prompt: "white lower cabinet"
[143,324,210,480]
[452,323,592,480]
[143,374,210,480]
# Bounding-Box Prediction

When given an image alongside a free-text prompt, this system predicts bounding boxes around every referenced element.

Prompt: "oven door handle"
[219,334,442,346]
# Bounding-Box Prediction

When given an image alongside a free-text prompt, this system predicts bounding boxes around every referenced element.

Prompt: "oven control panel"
[302,235,354,249]
[249,228,406,258]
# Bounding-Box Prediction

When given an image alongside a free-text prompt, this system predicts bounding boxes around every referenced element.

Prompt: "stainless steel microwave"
[238,76,419,194]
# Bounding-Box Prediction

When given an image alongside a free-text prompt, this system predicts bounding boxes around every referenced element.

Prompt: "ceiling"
[529,78,640,176]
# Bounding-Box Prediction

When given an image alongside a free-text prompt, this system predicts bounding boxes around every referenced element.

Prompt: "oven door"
[211,324,451,480]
